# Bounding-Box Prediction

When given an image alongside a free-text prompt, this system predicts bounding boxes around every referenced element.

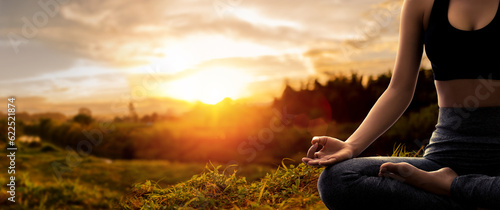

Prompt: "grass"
[0,142,275,209]
[391,143,425,157]
[120,143,424,209]
[2,173,120,209]
[0,142,205,209]
[120,161,326,209]
[0,141,419,209]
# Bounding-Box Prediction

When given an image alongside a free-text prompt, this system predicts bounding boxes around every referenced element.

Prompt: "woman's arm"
[303,0,429,166]
[346,0,426,157]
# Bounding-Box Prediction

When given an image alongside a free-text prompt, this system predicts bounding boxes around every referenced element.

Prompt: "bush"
[73,114,93,126]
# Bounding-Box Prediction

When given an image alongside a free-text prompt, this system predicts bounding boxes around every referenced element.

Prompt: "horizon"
[0,72,375,119]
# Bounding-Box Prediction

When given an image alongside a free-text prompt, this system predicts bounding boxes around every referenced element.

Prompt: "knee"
[317,160,357,209]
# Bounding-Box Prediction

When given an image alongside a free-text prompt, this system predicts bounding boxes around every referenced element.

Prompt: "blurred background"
[0,0,439,208]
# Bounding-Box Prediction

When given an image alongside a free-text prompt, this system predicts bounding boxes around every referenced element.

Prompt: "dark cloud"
[0,41,77,81]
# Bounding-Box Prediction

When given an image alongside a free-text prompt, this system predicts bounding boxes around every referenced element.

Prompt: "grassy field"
[0,140,417,209]
[0,142,276,209]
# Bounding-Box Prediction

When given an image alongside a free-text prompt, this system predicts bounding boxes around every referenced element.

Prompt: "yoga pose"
[302,0,500,209]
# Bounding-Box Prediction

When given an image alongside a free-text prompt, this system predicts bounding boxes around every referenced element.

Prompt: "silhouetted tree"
[38,118,53,140]
[129,102,138,122]
[78,107,92,116]
[73,114,92,126]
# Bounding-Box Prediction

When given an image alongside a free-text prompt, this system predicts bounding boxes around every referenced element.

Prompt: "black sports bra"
[424,0,500,81]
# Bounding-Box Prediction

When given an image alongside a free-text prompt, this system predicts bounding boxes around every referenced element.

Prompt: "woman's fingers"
[303,155,336,167]
[311,136,322,144]
[303,158,323,167]
[311,136,328,146]
[302,157,312,164]
[304,158,322,166]
[306,136,351,167]
[318,152,351,166]
[306,143,319,158]
[318,157,337,166]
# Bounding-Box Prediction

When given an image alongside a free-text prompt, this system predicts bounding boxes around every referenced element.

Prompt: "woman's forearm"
[345,86,414,157]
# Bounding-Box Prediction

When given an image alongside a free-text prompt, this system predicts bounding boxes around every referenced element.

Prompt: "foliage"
[16,70,439,161]
[72,114,93,126]
[120,162,326,209]
[273,69,436,124]
[391,143,424,158]
[0,118,8,143]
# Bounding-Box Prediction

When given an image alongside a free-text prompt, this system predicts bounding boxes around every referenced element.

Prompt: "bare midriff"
[436,79,500,108]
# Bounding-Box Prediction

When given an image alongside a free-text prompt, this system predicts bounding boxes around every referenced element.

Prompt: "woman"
[302,0,500,209]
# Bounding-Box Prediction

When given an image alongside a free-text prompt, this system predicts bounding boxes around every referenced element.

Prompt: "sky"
[0,0,425,117]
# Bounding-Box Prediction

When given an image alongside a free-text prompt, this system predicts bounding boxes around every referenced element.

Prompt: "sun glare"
[152,45,196,74]
[147,35,290,103]
[164,68,251,104]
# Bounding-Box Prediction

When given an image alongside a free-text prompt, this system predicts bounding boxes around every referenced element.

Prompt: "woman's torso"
[422,0,500,108]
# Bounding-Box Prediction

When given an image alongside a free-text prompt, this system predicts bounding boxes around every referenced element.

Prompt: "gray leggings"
[318,107,500,210]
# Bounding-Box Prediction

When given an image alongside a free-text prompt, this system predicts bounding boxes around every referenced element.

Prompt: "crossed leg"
[379,161,458,196]
[317,157,470,210]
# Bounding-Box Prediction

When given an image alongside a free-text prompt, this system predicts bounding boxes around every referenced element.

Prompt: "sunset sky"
[0,0,427,117]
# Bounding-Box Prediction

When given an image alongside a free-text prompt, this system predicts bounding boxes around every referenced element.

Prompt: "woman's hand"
[302,136,355,167]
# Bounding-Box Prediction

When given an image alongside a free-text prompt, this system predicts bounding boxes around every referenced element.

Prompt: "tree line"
[1,69,439,163]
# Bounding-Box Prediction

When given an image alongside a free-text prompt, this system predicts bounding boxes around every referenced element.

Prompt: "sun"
[164,68,251,104]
